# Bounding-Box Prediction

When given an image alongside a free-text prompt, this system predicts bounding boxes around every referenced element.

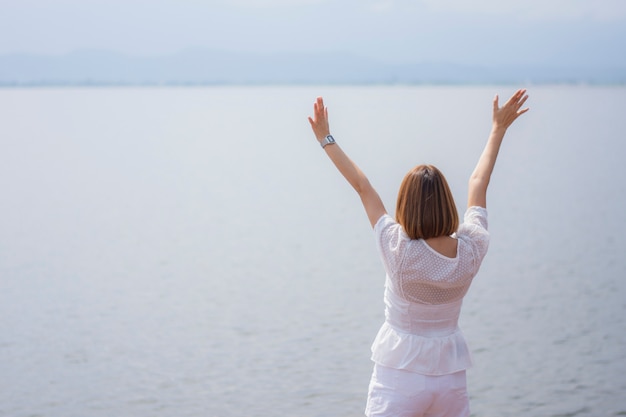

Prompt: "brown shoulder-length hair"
[395,164,459,240]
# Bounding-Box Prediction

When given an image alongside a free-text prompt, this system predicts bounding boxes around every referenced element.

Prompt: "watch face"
[321,135,336,148]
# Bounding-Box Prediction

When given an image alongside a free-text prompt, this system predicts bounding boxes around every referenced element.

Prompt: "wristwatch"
[320,134,336,148]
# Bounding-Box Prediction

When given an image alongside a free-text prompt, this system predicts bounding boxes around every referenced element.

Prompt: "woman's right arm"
[308,96,387,228]
[467,89,529,208]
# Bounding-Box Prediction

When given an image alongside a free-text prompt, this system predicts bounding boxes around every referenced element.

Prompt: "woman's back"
[375,206,489,306]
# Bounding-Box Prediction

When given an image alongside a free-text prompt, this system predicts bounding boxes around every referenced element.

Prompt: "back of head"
[395,164,459,240]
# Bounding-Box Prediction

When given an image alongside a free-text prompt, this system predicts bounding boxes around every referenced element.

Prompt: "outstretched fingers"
[316,96,324,108]
[504,90,530,114]
[517,94,530,115]
[493,89,530,129]
[308,96,331,140]
[503,89,525,108]
[314,96,325,116]
[310,97,326,121]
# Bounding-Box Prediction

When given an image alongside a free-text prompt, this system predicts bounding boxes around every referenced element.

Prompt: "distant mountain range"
[1,49,624,86]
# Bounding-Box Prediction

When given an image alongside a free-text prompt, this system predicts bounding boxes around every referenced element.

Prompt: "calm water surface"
[0,86,625,417]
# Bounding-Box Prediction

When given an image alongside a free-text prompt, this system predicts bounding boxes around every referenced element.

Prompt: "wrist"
[316,132,331,142]
[491,124,508,135]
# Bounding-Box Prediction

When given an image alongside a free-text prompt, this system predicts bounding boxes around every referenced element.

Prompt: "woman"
[307,90,529,417]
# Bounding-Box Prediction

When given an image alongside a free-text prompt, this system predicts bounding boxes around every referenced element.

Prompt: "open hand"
[493,89,530,131]
[308,96,331,142]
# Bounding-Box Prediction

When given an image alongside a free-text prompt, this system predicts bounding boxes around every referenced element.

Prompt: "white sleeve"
[374,214,405,277]
[457,206,490,268]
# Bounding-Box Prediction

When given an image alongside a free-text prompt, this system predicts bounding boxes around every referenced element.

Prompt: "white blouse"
[371,206,489,375]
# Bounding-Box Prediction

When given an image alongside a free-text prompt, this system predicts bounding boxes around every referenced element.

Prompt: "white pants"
[365,364,470,417]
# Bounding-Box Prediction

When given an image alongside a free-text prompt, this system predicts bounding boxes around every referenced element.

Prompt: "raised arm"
[308,96,387,228]
[468,89,529,208]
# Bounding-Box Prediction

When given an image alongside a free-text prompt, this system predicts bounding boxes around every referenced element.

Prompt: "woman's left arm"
[308,96,387,228]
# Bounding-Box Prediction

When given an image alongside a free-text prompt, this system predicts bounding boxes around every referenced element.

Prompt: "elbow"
[469,175,489,190]
[354,178,373,196]
[468,176,489,208]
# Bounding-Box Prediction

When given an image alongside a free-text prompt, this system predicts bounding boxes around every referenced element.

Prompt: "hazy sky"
[2,0,625,67]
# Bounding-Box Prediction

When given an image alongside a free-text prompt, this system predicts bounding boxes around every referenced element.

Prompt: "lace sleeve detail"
[457,206,490,271]
[374,214,406,277]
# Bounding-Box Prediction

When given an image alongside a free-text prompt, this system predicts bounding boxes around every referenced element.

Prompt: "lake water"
[0,85,625,417]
